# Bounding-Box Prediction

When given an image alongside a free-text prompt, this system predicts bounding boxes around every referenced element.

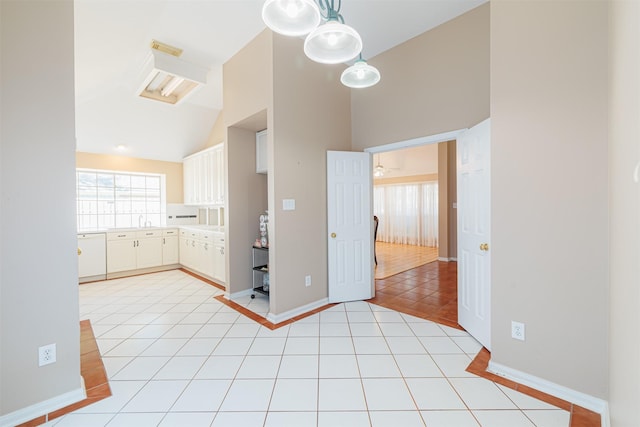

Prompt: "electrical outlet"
[305,275,312,287]
[39,343,57,366]
[511,321,525,341]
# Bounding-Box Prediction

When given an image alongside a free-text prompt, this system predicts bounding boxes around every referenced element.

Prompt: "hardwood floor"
[374,241,439,279]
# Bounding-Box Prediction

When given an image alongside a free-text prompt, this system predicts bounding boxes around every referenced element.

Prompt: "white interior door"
[457,118,491,350]
[327,151,374,303]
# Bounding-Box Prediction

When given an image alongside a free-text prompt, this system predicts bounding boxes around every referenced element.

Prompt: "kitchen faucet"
[138,214,144,228]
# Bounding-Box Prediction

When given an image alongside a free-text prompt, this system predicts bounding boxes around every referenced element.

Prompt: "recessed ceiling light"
[116,144,127,151]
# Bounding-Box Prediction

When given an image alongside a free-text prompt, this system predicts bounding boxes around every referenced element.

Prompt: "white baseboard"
[437,257,458,262]
[266,298,329,325]
[0,379,86,427]
[488,361,610,427]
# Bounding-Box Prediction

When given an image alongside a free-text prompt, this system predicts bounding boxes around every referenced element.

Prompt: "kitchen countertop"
[78,225,225,234]
[179,225,225,233]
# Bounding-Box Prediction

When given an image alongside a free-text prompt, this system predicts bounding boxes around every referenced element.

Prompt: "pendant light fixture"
[261,0,380,86]
[303,0,361,64]
[340,54,380,88]
[262,0,321,36]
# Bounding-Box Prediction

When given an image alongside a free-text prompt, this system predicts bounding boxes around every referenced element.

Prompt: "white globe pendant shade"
[341,59,381,88]
[304,20,362,64]
[262,0,321,36]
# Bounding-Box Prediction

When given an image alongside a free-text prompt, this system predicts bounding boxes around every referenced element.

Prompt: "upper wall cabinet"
[184,143,225,206]
[256,129,268,174]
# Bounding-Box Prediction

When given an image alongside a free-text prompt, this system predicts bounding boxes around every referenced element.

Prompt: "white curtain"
[374,181,438,247]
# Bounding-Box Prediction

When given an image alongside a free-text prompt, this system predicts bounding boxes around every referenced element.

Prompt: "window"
[373,181,439,247]
[76,169,166,231]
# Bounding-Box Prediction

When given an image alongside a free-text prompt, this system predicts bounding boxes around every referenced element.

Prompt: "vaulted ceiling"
[74,0,485,162]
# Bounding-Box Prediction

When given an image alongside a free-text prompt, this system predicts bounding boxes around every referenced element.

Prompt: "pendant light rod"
[317,0,344,23]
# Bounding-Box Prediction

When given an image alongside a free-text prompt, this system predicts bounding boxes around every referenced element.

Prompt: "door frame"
[365,127,477,325]
[365,129,467,155]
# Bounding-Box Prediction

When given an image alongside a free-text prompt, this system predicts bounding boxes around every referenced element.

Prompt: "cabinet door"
[162,235,179,265]
[78,234,106,278]
[214,144,225,204]
[213,244,226,282]
[193,154,203,205]
[179,236,190,268]
[183,157,195,206]
[107,239,137,273]
[137,236,163,269]
[200,241,215,278]
[203,149,215,205]
[256,130,268,174]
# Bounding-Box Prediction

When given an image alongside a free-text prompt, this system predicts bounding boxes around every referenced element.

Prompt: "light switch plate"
[282,199,295,211]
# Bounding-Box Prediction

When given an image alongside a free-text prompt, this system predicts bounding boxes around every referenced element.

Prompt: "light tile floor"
[46,270,569,427]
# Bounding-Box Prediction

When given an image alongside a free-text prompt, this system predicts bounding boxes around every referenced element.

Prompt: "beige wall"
[206,112,226,149]
[76,152,184,204]
[491,0,608,398]
[222,29,272,297]
[608,0,640,425]
[1,0,81,419]
[270,33,352,314]
[447,141,458,258]
[221,29,351,315]
[226,125,269,295]
[349,3,485,262]
[437,141,457,260]
[223,30,272,129]
[350,4,489,151]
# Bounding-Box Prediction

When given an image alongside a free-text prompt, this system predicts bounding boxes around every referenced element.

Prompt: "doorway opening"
[365,129,464,326]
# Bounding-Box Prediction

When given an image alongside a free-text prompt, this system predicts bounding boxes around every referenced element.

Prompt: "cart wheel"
[251,294,255,299]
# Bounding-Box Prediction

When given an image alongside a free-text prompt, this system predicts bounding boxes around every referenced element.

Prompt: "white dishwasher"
[77,233,106,283]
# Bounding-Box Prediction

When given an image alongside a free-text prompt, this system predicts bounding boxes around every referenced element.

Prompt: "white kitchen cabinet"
[179,226,225,283]
[107,229,167,273]
[180,228,196,269]
[198,240,215,278]
[183,156,196,206]
[162,229,179,265]
[183,143,225,207]
[256,129,267,174]
[212,144,225,205]
[78,233,106,282]
[212,232,226,282]
[136,229,163,269]
[106,232,137,273]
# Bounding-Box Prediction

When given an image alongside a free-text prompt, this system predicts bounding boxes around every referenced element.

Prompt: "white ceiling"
[74,0,485,163]
[375,144,439,179]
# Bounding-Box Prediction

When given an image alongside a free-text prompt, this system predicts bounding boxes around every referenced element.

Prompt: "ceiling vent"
[136,40,208,105]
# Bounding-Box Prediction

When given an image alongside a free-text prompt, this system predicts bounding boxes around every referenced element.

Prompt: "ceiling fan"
[373,153,399,177]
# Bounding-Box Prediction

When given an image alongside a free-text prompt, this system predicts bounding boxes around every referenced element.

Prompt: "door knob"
[331,233,337,238]
[479,243,489,251]
[77,248,82,255]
